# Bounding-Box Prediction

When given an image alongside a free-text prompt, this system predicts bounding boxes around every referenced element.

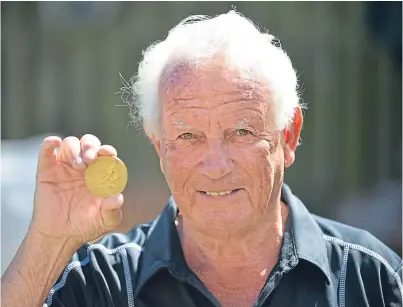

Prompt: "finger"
[102,208,123,231]
[37,136,63,171]
[80,134,101,164]
[101,194,124,230]
[59,136,84,169]
[97,145,117,157]
[101,194,124,210]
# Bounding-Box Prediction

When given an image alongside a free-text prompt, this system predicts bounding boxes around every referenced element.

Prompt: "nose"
[200,139,234,180]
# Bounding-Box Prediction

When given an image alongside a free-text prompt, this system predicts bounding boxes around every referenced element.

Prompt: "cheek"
[162,142,202,189]
[233,140,273,166]
[231,140,276,185]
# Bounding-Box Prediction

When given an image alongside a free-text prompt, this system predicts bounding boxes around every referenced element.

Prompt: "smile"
[201,189,240,196]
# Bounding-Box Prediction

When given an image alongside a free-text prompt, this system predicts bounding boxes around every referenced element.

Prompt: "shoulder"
[313,214,402,272]
[313,214,402,304]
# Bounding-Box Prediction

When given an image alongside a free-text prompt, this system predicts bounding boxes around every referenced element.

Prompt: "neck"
[177,200,289,283]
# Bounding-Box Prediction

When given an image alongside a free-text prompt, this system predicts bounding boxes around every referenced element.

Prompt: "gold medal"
[85,156,128,198]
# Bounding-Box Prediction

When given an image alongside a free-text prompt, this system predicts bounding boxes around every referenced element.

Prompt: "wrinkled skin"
[32,135,124,246]
[152,62,302,236]
[151,61,303,307]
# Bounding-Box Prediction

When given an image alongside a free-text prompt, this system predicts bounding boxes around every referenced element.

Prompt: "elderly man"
[2,11,402,307]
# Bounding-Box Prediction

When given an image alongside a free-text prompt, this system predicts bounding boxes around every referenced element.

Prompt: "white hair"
[124,10,303,137]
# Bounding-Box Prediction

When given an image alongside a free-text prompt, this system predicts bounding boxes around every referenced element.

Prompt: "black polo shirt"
[44,184,402,307]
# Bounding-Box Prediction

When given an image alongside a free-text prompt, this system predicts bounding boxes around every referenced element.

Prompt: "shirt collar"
[281,184,331,282]
[136,184,330,294]
[135,196,188,295]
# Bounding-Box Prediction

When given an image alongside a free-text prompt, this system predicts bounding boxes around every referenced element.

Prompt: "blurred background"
[1,2,402,274]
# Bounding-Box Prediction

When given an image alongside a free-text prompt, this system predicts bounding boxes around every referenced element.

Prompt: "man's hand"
[1,134,124,307]
[31,134,124,245]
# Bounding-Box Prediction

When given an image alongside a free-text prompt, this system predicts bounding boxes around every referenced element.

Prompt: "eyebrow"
[233,118,251,129]
[172,119,192,130]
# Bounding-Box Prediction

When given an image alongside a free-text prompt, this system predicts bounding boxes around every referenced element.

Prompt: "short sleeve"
[43,242,127,307]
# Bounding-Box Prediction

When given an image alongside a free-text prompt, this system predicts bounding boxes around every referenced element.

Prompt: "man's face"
[153,62,301,235]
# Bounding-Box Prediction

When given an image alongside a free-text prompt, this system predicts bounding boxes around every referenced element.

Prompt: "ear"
[283,106,303,168]
[150,135,165,174]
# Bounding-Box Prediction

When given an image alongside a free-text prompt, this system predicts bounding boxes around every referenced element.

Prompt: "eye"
[235,129,251,136]
[179,132,194,140]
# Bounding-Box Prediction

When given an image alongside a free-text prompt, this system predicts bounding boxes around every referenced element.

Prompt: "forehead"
[159,61,269,110]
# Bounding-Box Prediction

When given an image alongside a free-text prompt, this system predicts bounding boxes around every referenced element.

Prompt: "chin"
[191,207,253,236]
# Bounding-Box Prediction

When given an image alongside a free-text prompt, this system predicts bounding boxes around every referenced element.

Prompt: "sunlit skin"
[151,61,303,307]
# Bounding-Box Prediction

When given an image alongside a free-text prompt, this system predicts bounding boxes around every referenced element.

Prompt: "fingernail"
[73,157,83,165]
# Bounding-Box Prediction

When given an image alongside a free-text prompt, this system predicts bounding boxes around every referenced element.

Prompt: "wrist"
[1,223,81,307]
[27,223,83,253]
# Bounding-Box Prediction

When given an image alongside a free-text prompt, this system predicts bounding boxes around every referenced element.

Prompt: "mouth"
[199,189,241,197]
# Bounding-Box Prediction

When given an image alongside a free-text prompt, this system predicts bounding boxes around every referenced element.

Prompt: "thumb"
[37,136,63,171]
[100,194,124,231]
